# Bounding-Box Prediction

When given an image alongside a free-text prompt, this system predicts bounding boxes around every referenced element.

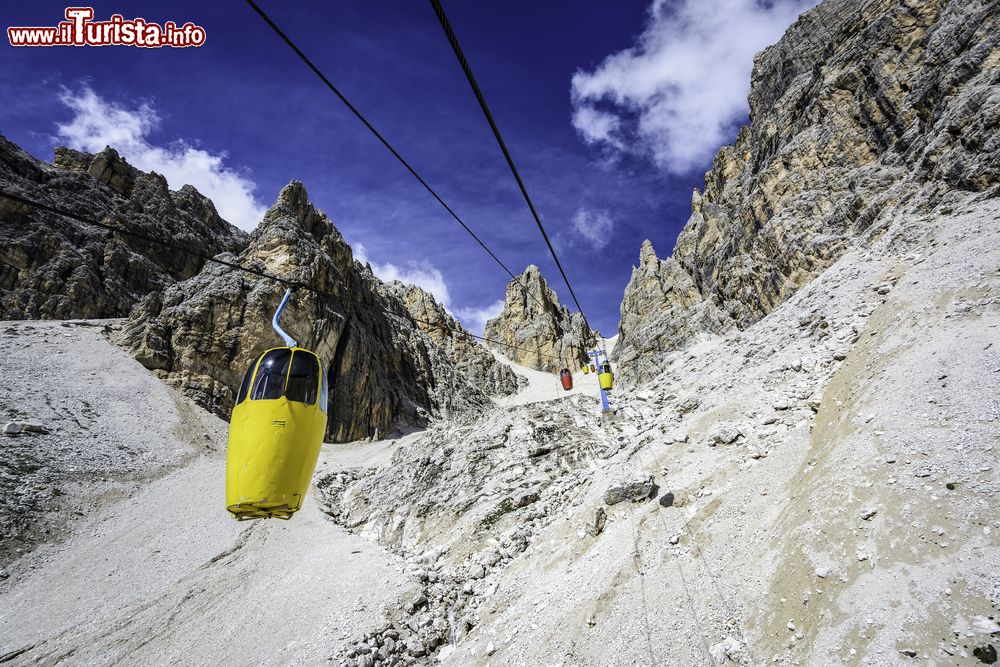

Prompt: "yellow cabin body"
[599,371,614,391]
[226,346,328,520]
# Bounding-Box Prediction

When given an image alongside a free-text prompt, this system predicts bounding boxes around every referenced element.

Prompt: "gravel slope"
[313,195,999,667]
[436,196,1000,667]
[0,324,413,665]
[0,319,212,567]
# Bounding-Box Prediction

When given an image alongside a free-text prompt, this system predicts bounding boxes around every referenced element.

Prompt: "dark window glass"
[286,351,320,405]
[319,362,330,414]
[235,363,254,404]
[250,348,291,401]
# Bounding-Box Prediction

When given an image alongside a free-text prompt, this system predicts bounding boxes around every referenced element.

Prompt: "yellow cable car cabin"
[598,362,614,391]
[226,346,328,519]
[226,289,328,520]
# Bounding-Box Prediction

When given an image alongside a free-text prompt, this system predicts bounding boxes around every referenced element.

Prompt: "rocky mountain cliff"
[615,0,999,384]
[384,282,524,396]
[117,182,501,443]
[0,136,247,319]
[484,265,597,372]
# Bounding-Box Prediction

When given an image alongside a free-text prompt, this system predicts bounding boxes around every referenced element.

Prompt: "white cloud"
[571,0,818,173]
[571,106,623,149]
[454,299,505,337]
[353,243,453,307]
[354,243,505,337]
[55,86,267,230]
[572,208,615,250]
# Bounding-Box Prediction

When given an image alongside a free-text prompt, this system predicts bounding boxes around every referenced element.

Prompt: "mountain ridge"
[0,137,247,319]
[613,0,999,384]
[118,180,503,442]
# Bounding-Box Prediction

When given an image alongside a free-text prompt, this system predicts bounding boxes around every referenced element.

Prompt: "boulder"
[604,473,654,505]
[707,424,742,446]
[2,421,49,436]
[585,507,607,536]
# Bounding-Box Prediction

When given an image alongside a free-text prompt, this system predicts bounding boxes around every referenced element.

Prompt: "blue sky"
[0,0,816,335]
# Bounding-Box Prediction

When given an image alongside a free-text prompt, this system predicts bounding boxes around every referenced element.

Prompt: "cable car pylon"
[586,348,614,412]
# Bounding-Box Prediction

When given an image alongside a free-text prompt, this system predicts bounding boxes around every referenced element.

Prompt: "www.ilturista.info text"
[7,7,206,48]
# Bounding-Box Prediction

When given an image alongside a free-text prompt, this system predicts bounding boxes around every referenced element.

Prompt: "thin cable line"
[625,498,659,665]
[627,411,757,665]
[426,0,593,333]
[243,0,518,282]
[243,0,566,324]
[621,416,715,666]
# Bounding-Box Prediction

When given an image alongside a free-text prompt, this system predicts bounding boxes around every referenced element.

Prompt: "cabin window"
[286,350,320,405]
[319,363,330,414]
[250,348,291,401]
[235,364,254,404]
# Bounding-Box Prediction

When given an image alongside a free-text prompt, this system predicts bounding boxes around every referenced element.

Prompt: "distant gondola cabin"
[559,368,573,390]
[598,362,614,391]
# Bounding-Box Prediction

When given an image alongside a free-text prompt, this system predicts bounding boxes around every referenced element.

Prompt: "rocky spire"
[483,265,597,371]
[638,239,658,266]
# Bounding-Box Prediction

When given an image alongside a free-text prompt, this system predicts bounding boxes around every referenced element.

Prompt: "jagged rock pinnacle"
[639,240,658,266]
[484,265,596,371]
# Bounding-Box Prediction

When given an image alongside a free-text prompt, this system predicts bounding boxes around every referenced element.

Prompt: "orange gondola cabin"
[559,368,573,390]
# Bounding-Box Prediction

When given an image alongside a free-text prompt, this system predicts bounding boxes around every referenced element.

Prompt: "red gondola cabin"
[559,368,573,390]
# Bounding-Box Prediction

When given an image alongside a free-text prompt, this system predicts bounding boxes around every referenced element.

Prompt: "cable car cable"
[243,0,565,320]
[243,0,522,287]
[426,0,593,334]
[0,189,572,363]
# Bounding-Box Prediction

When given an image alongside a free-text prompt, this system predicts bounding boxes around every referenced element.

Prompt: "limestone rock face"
[0,136,247,319]
[484,265,597,371]
[384,282,525,396]
[615,0,999,384]
[614,240,729,375]
[118,182,490,442]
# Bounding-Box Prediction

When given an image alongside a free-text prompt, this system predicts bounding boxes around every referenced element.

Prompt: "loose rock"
[604,473,655,505]
[585,507,607,537]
